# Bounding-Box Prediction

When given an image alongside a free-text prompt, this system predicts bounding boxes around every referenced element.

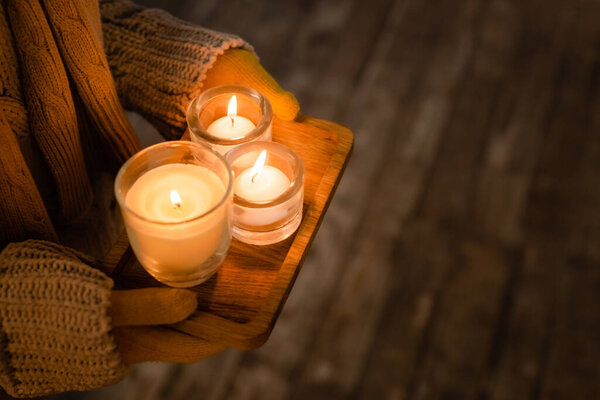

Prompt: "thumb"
[109,288,197,327]
[203,49,300,121]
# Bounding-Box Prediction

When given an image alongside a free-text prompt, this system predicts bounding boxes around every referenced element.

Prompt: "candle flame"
[228,94,238,115]
[227,95,237,127]
[170,189,182,211]
[250,150,267,183]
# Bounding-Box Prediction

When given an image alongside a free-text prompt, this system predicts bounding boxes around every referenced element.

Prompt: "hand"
[109,288,225,364]
[204,49,300,121]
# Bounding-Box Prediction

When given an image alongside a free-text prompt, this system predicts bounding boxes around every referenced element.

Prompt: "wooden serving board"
[103,115,353,350]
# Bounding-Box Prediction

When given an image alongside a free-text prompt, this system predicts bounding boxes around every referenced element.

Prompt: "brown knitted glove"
[0,240,127,398]
[109,289,226,364]
[100,0,252,139]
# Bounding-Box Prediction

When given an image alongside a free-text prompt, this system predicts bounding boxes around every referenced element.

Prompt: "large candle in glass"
[225,141,304,245]
[187,85,272,155]
[115,141,233,287]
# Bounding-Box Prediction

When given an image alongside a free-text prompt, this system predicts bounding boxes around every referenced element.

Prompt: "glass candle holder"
[187,85,273,155]
[115,141,233,287]
[225,141,304,245]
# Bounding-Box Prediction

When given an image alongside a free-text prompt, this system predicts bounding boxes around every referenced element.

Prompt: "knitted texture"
[0,1,63,222]
[0,240,127,398]
[41,0,141,165]
[0,2,28,139]
[7,0,94,222]
[100,0,253,139]
[0,112,57,248]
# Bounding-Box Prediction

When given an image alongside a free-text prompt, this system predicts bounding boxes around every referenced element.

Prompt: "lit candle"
[226,142,304,245]
[188,85,273,155]
[206,95,256,139]
[234,150,290,202]
[126,164,224,223]
[116,141,233,287]
[124,164,228,280]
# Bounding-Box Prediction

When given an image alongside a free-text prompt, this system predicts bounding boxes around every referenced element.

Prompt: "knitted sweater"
[0,0,249,396]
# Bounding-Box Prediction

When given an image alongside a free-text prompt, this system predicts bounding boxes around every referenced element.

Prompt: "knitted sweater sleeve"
[99,0,253,139]
[0,240,127,398]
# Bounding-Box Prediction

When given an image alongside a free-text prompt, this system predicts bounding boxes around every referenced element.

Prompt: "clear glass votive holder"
[225,141,304,245]
[114,141,233,287]
[187,85,273,155]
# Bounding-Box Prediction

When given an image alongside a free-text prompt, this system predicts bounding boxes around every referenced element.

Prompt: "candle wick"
[251,172,258,184]
[174,203,182,212]
[230,116,235,127]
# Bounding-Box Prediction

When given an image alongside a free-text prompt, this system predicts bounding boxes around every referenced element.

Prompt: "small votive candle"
[115,141,233,287]
[225,141,304,245]
[187,85,273,155]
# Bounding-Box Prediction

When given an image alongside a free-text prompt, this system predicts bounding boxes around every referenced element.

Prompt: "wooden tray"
[103,116,353,350]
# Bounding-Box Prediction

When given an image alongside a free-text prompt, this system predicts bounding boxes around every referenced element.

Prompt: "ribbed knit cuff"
[99,0,254,139]
[0,240,128,398]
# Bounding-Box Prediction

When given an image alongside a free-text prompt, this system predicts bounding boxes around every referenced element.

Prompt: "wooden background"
[52,0,600,399]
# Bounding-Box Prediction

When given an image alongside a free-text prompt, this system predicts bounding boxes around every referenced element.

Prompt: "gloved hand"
[0,239,221,370]
[109,288,225,364]
[204,49,300,122]
[0,240,223,397]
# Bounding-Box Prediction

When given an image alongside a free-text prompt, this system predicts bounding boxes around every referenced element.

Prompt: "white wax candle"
[124,163,229,277]
[207,115,256,139]
[206,94,256,139]
[234,165,290,202]
[232,150,294,227]
[127,164,222,222]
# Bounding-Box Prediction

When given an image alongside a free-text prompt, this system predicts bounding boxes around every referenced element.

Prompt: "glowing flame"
[170,189,182,210]
[227,95,237,117]
[227,95,237,126]
[250,150,267,183]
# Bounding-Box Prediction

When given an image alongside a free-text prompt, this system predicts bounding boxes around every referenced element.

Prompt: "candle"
[234,150,290,202]
[226,142,304,245]
[126,164,224,223]
[206,95,256,139]
[125,163,227,277]
[116,141,233,287]
[187,85,273,155]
